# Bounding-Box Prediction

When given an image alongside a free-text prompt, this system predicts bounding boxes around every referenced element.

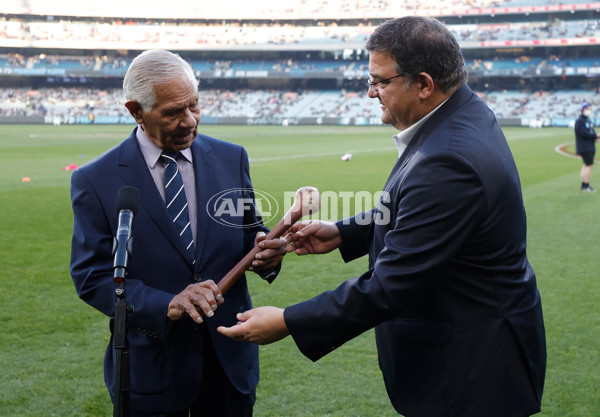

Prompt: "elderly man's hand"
[250,232,287,270]
[167,281,223,323]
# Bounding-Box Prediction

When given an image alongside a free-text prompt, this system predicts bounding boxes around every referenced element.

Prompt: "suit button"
[194,274,202,282]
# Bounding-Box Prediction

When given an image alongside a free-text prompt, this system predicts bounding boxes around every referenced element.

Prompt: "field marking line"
[555,142,584,160]
[506,131,558,141]
[555,142,600,163]
[251,146,396,162]
[28,132,126,139]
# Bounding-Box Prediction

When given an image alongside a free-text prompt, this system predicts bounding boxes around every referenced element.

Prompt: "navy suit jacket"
[70,128,276,413]
[285,85,546,417]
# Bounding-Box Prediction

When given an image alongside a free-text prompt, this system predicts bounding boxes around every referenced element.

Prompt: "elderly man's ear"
[125,100,144,124]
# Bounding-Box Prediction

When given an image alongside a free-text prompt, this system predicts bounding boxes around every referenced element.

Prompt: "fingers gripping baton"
[217,186,320,295]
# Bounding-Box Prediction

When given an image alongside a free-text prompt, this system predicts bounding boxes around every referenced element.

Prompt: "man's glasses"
[367,74,404,91]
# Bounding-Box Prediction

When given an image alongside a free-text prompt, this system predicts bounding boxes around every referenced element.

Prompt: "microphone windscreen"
[116,186,140,215]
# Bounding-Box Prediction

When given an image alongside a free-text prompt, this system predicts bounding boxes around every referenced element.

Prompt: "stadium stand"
[1,0,600,126]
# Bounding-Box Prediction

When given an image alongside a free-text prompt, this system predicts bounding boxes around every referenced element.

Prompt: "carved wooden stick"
[217,186,320,295]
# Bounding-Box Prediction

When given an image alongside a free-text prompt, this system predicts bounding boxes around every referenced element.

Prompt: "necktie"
[161,152,195,263]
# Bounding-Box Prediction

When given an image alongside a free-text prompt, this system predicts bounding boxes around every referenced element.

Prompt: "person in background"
[70,49,286,417]
[575,102,598,192]
[218,16,546,417]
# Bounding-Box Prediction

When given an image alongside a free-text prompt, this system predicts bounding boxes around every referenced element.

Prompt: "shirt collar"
[135,125,193,167]
[392,98,449,158]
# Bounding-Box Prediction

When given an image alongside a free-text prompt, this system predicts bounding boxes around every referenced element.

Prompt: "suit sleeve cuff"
[254,262,281,283]
[336,217,370,263]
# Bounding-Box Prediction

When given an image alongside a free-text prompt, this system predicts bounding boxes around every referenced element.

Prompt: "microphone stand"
[112,240,134,417]
[111,186,138,417]
[112,281,132,417]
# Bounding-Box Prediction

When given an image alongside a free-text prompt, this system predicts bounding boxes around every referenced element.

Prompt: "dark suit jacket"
[70,128,276,413]
[285,85,546,417]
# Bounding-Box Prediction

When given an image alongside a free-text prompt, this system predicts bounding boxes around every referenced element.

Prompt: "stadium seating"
[3,18,600,51]
[2,87,599,127]
[1,0,588,20]
[1,0,600,127]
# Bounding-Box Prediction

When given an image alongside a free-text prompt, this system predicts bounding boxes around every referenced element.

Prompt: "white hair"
[123,50,199,112]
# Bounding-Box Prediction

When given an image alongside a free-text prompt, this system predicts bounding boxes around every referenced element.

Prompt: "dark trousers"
[130,326,255,417]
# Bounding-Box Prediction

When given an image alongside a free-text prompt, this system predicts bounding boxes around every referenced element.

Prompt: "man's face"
[138,77,200,153]
[367,51,421,131]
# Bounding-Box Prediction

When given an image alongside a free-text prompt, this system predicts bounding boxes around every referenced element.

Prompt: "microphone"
[113,186,140,283]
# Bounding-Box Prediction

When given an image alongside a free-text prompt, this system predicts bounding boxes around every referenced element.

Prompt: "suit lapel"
[190,136,214,265]
[388,84,475,190]
[372,85,476,248]
[118,129,194,263]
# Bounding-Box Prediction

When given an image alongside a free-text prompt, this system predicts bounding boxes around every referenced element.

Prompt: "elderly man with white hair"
[70,49,287,417]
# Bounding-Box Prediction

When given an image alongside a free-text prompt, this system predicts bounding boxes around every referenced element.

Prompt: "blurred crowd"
[2,0,580,21]
[1,52,596,80]
[0,0,595,125]
[1,87,598,123]
[1,16,599,51]
[0,88,126,118]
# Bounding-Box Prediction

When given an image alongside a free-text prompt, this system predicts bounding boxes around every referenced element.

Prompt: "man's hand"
[285,220,342,255]
[250,232,287,270]
[167,281,224,323]
[217,306,289,345]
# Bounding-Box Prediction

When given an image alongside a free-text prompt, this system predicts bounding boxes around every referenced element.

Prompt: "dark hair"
[366,17,468,93]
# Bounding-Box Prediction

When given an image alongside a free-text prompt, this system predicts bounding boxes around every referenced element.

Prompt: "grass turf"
[0,124,598,416]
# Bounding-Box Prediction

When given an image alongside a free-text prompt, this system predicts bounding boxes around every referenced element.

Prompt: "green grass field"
[0,124,598,416]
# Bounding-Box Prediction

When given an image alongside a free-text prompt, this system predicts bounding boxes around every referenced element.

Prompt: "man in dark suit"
[218,17,546,417]
[70,49,286,416]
